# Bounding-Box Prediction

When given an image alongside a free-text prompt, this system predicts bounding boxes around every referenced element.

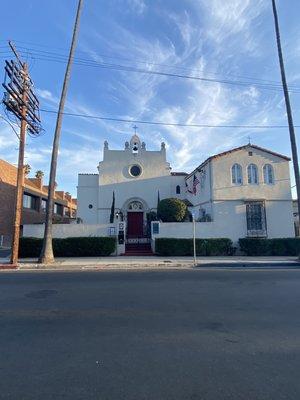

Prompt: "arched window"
[176,185,181,194]
[248,164,258,184]
[263,164,274,184]
[231,164,242,185]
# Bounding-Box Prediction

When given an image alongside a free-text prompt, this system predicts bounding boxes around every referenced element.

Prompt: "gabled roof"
[186,144,291,179]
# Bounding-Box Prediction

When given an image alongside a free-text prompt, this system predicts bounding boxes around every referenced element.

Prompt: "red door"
[127,212,143,237]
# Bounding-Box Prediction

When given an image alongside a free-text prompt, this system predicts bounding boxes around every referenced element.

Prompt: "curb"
[195,262,300,268]
[10,261,300,271]
[0,264,18,270]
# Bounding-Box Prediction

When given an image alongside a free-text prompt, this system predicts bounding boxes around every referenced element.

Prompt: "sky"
[0,0,300,197]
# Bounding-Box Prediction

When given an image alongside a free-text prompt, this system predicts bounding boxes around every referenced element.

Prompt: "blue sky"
[0,0,300,197]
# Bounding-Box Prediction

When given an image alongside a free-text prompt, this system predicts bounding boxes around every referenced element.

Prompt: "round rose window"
[129,165,142,177]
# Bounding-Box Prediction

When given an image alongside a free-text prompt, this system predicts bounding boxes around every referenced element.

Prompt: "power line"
[1,46,300,93]
[40,108,300,129]
[4,39,300,89]
[0,113,20,138]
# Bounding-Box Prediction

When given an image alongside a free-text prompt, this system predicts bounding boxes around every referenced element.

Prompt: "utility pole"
[272,0,300,229]
[2,42,41,265]
[39,0,84,263]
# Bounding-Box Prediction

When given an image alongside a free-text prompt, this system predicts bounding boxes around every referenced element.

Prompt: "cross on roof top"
[132,125,138,134]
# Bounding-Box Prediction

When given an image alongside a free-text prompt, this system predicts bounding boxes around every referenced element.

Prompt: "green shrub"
[239,238,270,256]
[155,238,232,256]
[157,198,187,222]
[19,237,116,258]
[239,238,300,256]
[205,238,233,256]
[19,237,43,258]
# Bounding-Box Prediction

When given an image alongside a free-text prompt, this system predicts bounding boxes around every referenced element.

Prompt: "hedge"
[19,237,116,258]
[239,238,300,256]
[155,238,233,256]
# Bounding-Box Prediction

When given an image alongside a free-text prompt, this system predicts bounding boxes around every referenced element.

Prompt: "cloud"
[5,0,296,197]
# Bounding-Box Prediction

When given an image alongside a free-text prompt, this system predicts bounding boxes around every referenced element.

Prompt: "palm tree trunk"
[39,0,84,263]
[272,0,300,233]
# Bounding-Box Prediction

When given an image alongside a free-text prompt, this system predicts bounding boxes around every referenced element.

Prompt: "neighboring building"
[77,135,295,244]
[184,144,294,240]
[0,159,77,247]
[293,200,299,236]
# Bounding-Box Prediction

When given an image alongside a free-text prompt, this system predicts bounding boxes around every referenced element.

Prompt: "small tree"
[109,191,115,223]
[35,170,44,179]
[157,198,187,222]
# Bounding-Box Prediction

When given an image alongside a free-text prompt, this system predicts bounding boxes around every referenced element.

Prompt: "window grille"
[246,202,267,237]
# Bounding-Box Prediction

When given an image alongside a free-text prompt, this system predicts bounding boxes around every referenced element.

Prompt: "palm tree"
[35,170,44,179]
[39,0,84,264]
[24,164,31,176]
[272,0,300,231]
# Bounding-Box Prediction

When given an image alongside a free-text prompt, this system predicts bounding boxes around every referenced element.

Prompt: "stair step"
[123,253,154,256]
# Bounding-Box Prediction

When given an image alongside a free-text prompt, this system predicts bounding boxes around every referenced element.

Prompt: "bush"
[157,198,187,222]
[239,238,300,256]
[19,237,116,258]
[155,238,233,256]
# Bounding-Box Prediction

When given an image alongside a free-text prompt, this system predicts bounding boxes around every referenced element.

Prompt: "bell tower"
[130,133,141,154]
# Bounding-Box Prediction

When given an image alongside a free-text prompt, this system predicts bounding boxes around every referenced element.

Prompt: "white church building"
[77,134,295,247]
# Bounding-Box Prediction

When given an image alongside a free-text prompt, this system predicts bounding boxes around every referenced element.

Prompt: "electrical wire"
[7,40,300,89]
[39,108,300,129]
[1,45,300,93]
[0,112,20,139]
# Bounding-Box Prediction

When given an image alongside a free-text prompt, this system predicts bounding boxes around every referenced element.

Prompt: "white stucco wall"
[77,136,188,224]
[265,200,294,238]
[99,141,170,185]
[152,198,295,244]
[78,174,186,225]
[96,175,186,224]
[23,223,115,238]
[212,146,292,201]
[77,174,99,224]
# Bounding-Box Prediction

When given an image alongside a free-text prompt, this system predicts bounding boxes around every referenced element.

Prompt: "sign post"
[192,212,196,266]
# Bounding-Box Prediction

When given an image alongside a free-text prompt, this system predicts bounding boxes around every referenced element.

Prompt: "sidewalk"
[1,255,300,271]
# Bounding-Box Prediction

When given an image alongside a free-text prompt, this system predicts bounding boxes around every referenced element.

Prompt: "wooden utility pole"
[10,64,28,265]
[2,42,41,265]
[272,0,300,228]
[39,0,84,263]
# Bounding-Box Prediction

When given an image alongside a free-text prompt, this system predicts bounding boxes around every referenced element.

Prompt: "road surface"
[1,268,300,399]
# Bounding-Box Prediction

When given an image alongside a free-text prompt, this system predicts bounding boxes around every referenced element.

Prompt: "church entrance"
[124,200,153,256]
[127,212,144,237]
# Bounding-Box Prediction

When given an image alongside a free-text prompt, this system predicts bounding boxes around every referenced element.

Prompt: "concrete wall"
[23,223,115,239]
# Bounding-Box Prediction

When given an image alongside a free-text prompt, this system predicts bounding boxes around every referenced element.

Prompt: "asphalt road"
[1,268,300,400]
